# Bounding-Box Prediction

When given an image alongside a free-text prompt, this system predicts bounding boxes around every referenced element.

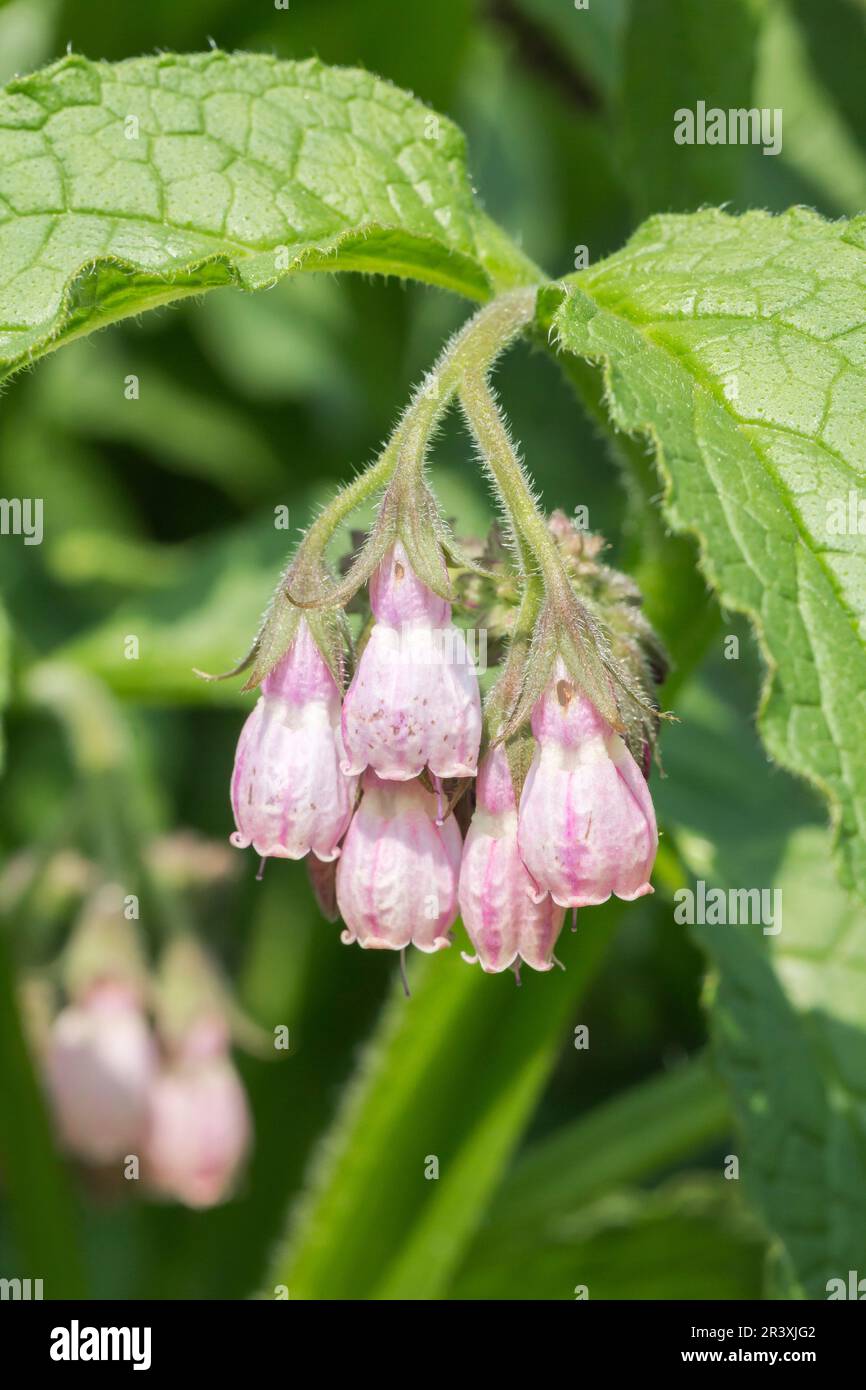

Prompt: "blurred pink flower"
[45,980,156,1165]
[144,1018,251,1210]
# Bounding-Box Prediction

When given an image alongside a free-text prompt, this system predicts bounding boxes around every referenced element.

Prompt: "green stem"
[458,370,566,593]
[265,900,620,1301]
[247,290,542,679]
[397,288,539,485]
[459,370,649,733]
[26,663,190,941]
[288,290,540,592]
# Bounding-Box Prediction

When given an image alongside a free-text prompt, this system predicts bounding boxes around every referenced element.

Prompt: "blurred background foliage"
[1,0,865,1300]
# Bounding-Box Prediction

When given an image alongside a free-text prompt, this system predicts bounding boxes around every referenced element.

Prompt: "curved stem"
[459,371,630,731]
[458,370,566,593]
[249,291,541,677]
[26,663,190,941]
[295,288,541,574]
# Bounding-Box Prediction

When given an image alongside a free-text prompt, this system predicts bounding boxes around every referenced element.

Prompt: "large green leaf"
[700,837,866,1299]
[553,207,866,905]
[0,51,536,382]
[658,673,866,1298]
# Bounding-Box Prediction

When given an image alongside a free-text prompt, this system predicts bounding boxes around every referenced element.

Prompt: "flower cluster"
[221,289,667,982]
[229,522,662,979]
[34,890,252,1208]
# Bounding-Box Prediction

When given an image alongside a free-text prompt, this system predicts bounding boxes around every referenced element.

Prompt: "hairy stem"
[458,370,567,594]
[459,370,632,731]
[296,288,540,575]
[248,290,541,680]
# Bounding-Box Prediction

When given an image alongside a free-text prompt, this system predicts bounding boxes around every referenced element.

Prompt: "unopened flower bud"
[336,770,462,952]
[517,661,657,908]
[144,1017,251,1210]
[459,745,565,972]
[341,542,482,781]
[231,620,356,862]
[45,981,156,1164]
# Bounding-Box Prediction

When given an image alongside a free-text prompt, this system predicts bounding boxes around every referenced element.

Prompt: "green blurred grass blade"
[620,0,762,217]
[451,1175,765,1301]
[0,926,87,1297]
[267,906,620,1300]
[36,338,285,503]
[515,0,627,99]
[756,0,866,215]
[453,1052,729,1283]
[0,599,9,772]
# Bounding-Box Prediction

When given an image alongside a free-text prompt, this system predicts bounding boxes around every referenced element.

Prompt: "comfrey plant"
[212,290,668,981]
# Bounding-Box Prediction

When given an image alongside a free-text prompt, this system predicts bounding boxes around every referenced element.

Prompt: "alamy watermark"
[674,880,782,935]
[826,490,866,535]
[378,623,488,674]
[0,497,43,545]
[674,102,782,156]
[0,1276,43,1299]
[827,1270,866,1299]
[50,1320,151,1371]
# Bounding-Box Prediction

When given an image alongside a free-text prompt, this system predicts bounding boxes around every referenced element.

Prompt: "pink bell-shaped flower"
[459,745,565,972]
[517,661,657,908]
[336,770,462,952]
[341,542,482,781]
[144,1017,251,1210]
[45,980,157,1165]
[230,620,356,862]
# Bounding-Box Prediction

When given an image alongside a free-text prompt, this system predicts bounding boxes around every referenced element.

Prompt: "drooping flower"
[341,541,482,781]
[336,770,462,952]
[230,620,356,862]
[45,980,157,1165]
[459,744,565,973]
[517,661,657,908]
[144,1016,251,1210]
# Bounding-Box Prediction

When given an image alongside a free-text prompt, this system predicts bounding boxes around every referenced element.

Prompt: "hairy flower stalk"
[218,289,667,978]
